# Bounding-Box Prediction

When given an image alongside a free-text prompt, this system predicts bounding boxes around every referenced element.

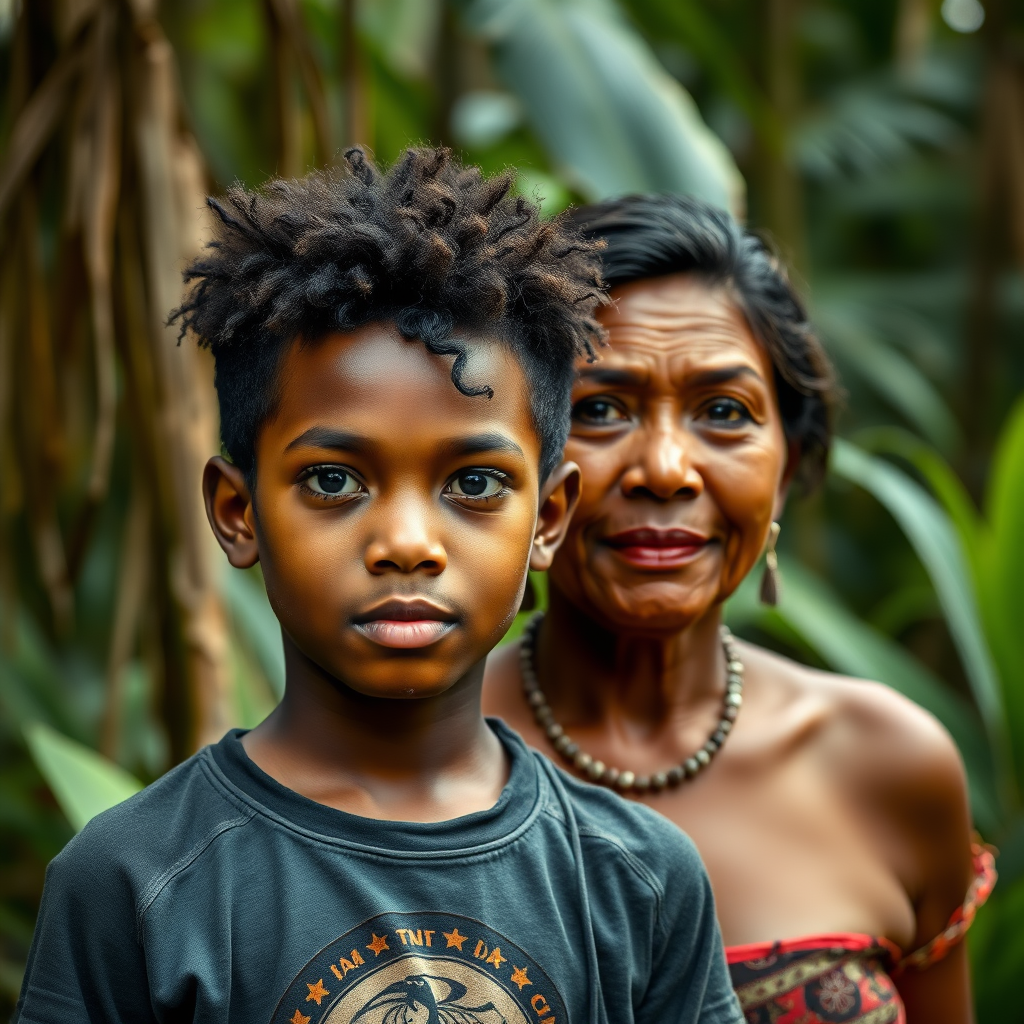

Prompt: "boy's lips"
[602,527,709,569]
[353,599,457,649]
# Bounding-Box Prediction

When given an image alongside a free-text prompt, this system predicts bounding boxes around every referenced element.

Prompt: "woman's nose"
[620,422,704,501]
[364,502,448,575]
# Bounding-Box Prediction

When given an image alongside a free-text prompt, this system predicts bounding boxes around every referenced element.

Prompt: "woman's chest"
[654,764,917,950]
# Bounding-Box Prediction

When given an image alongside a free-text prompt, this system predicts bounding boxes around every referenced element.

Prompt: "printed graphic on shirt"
[270,911,569,1024]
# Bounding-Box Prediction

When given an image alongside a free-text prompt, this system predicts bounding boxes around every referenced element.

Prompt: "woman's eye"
[303,467,361,496]
[573,397,629,424]
[704,398,752,425]
[447,471,505,499]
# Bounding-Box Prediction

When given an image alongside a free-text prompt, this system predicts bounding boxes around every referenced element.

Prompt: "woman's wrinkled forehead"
[579,272,774,390]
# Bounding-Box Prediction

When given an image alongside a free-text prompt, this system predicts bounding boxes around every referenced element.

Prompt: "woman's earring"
[760,521,782,607]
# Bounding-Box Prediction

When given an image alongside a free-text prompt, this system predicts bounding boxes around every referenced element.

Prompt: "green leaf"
[970,872,1024,1021]
[455,0,744,212]
[24,723,143,833]
[622,0,781,149]
[831,440,1015,810]
[853,426,982,565]
[977,397,1024,783]
[814,303,961,452]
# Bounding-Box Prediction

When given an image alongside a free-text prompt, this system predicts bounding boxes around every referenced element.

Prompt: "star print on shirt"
[510,967,532,991]
[305,979,329,1005]
[271,912,568,1024]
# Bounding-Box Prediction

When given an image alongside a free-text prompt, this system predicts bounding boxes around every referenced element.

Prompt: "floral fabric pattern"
[728,939,903,1024]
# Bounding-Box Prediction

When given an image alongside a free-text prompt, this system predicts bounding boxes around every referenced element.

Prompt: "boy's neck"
[239,637,509,822]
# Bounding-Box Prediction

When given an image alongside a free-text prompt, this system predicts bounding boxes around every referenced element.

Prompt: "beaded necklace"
[519,612,743,793]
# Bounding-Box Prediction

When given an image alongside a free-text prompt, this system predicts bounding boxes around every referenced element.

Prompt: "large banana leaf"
[831,439,1016,811]
[453,0,744,213]
[976,398,1024,781]
[813,301,960,452]
[24,723,143,834]
[853,412,1024,803]
[853,426,982,563]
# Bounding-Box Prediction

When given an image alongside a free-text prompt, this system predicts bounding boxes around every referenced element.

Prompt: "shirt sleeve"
[636,843,744,1024]
[15,829,156,1024]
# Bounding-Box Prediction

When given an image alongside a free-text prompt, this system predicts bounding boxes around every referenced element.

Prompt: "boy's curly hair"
[172,146,607,482]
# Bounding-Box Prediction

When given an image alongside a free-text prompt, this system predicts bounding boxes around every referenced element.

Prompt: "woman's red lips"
[603,528,709,569]
[353,599,457,649]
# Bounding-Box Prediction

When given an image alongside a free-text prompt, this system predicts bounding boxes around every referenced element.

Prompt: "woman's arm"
[898,943,973,1024]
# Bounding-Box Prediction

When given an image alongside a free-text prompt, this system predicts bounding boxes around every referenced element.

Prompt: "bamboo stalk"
[0,253,18,653]
[16,186,74,636]
[0,34,87,223]
[266,0,333,166]
[341,0,370,150]
[115,198,193,762]
[265,0,303,176]
[758,0,806,274]
[130,14,232,750]
[75,3,122,572]
[101,479,151,760]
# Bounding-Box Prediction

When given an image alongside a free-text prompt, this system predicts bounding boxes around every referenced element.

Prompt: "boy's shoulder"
[532,748,704,881]
[48,742,250,896]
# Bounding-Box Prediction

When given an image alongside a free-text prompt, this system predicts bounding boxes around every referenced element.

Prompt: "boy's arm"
[15,838,155,1024]
[637,846,743,1024]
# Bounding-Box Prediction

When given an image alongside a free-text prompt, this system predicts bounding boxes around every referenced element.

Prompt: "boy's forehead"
[270,323,538,454]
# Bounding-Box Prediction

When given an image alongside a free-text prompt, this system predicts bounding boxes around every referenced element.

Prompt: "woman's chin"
[585,579,718,635]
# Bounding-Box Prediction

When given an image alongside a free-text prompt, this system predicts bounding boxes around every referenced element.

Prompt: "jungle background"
[1,0,1023,1018]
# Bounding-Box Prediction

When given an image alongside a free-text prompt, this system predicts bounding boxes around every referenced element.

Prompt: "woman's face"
[550,272,792,634]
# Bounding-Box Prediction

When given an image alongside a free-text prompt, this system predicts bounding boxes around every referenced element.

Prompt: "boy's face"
[204,324,577,700]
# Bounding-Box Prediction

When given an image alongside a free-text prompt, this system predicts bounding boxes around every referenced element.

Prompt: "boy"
[16,148,742,1024]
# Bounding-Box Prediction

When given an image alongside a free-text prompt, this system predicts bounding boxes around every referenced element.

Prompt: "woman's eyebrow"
[687,364,764,387]
[438,432,526,460]
[284,427,369,453]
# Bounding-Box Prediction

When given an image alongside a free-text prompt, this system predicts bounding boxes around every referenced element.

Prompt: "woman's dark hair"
[565,194,837,490]
[171,146,607,483]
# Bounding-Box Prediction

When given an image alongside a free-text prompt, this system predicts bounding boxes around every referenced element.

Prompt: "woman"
[484,195,993,1024]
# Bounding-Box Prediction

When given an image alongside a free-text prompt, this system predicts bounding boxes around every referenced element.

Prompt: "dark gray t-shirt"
[16,720,741,1024]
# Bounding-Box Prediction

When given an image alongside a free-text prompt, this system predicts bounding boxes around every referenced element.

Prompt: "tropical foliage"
[1,0,1023,1018]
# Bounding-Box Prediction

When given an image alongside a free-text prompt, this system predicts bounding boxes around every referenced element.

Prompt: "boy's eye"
[703,398,752,425]
[303,467,361,495]
[573,396,629,425]
[446,471,505,499]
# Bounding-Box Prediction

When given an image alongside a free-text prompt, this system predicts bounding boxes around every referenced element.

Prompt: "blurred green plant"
[23,723,142,834]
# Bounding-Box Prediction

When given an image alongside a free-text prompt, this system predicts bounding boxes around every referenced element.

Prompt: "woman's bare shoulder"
[741,638,962,806]
[740,640,970,847]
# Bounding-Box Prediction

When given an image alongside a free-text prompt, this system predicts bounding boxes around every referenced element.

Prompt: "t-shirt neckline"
[206,717,542,856]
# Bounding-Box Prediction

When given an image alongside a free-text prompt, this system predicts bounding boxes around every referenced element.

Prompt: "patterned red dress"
[726,844,996,1024]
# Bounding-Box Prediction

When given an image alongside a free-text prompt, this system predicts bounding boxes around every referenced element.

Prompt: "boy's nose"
[364,509,448,575]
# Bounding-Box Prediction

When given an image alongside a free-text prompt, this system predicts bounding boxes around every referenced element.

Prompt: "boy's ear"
[203,456,260,568]
[529,461,581,572]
